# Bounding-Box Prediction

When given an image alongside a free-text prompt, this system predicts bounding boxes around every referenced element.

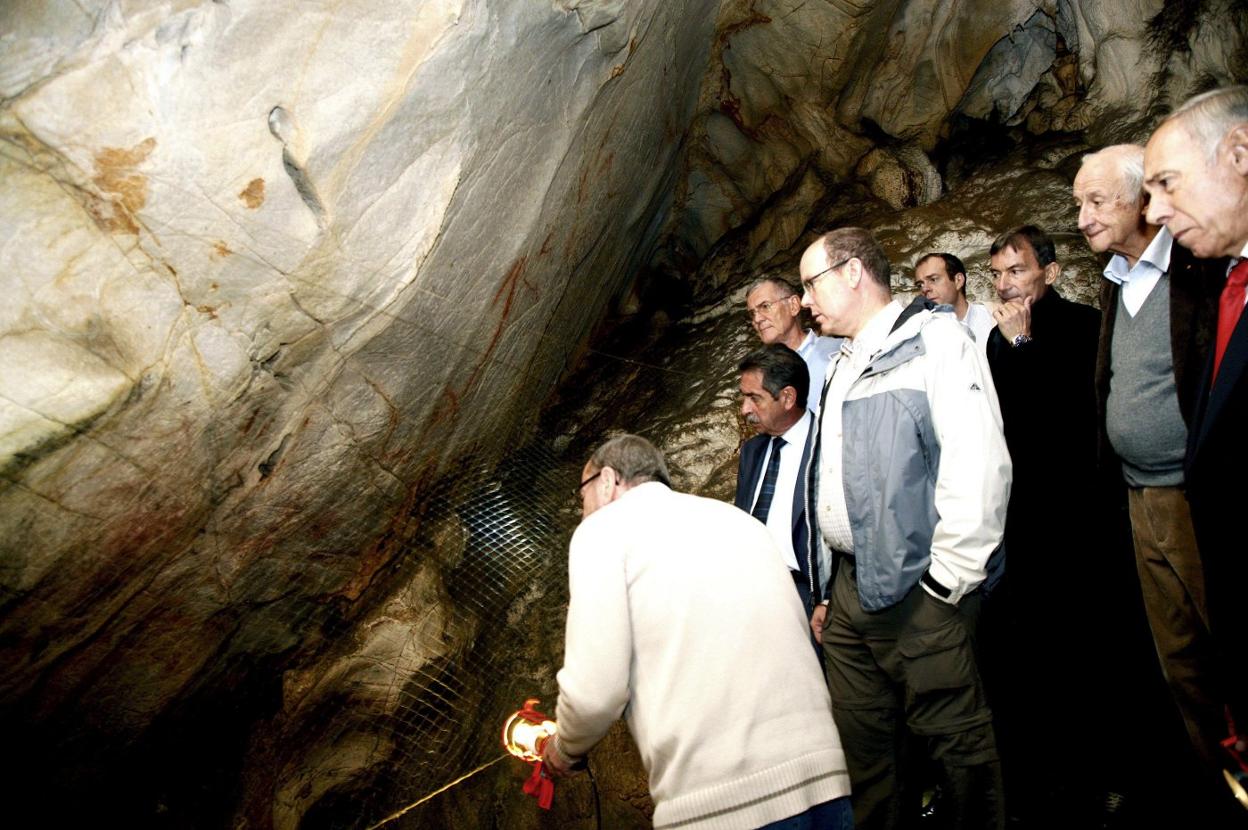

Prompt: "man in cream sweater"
[543,434,851,829]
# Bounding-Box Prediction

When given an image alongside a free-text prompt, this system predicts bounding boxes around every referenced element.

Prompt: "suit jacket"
[1184,257,1247,718]
[734,411,816,597]
[1094,242,1223,463]
[987,289,1103,593]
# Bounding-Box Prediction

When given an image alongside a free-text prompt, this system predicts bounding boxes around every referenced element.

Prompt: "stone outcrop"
[659,0,1248,269]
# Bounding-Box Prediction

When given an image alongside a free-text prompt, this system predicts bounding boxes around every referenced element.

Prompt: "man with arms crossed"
[544,434,851,829]
[800,228,1010,830]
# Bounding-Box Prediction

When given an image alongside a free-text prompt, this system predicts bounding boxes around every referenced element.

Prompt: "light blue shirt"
[797,329,842,413]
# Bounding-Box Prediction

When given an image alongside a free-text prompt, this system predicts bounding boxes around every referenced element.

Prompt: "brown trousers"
[1128,486,1228,771]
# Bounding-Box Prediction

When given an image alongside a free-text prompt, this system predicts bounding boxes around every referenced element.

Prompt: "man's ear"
[598,466,619,500]
[780,385,797,410]
[955,272,967,292]
[1228,124,1248,176]
[845,257,863,288]
[1044,261,1060,286]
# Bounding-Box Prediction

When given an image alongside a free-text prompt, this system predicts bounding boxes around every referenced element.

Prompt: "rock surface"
[0,0,1245,827]
[1,0,718,824]
[658,0,1248,267]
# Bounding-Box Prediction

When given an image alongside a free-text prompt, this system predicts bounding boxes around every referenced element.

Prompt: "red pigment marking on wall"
[539,230,555,256]
[714,9,770,141]
[90,136,157,235]
[338,460,437,601]
[427,385,461,430]
[238,178,265,209]
[577,166,590,204]
[240,408,259,435]
[427,255,536,433]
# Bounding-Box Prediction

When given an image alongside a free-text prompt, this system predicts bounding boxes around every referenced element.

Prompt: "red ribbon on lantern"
[502,698,558,810]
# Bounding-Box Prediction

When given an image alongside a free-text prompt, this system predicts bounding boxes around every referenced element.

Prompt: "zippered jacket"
[806,308,1011,611]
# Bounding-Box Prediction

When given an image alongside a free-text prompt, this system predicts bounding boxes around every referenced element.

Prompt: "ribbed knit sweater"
[554,483,850,829]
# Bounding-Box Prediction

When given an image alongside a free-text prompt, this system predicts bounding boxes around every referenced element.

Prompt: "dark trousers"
[822,557,1003,830]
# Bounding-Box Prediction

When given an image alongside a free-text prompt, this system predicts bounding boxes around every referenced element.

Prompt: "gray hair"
[1081,144,1146,206]
[745,276,799,299]
[588,434,671,487]
[1164,85,1248,161]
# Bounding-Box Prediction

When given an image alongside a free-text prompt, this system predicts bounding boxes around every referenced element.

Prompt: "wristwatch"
[1011,333,1032,348]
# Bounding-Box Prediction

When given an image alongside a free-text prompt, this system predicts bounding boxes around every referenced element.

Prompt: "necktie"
[1213,259,1248,384]
[751,436,786,523]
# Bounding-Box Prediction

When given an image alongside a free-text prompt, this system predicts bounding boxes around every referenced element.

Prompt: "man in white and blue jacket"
[799,227,1012,830]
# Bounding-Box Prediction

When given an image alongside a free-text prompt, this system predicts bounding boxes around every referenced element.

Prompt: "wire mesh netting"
[286,439,586,829]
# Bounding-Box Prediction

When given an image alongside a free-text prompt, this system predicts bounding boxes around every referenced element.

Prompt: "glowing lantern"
[502,699,558,762]
[501,698,558,809]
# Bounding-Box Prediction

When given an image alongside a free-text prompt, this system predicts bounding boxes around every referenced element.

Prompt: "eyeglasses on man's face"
[800,257,852,293]
[744,296,795,322]
[573,470,602,500]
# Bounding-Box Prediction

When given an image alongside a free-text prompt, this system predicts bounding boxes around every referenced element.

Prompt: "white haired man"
[1076,144,1233,820]
[745,277,841,411]
[544,435,852,829]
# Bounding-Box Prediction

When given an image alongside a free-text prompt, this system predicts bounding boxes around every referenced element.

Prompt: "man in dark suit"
[983,225,1116,823]
[1145,85,1248,744]
[734,344,820,618]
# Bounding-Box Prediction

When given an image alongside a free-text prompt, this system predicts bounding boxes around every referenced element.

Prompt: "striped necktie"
[751,435,786,523]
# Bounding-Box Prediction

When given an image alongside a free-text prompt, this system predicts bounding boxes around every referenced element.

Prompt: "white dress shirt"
[817,301,904,554]
[1233,241,1248,308]
[961,303,995,350]
[1103,226,1172,317]
[749,411,812,572]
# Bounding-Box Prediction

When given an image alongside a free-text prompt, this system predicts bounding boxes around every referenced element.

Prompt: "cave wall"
[656,0,1248,281]
[0,0,718,822]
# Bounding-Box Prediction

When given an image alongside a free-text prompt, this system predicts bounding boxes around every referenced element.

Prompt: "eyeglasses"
[744,297,795,321]
[573,470,602,500]
[801,257,851,293]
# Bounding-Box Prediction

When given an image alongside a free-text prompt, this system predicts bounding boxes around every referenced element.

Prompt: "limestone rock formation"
[660,0,1248,267]
[1,0,718,823]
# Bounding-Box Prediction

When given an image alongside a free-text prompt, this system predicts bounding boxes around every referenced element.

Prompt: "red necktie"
[1213,259,1248,384]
